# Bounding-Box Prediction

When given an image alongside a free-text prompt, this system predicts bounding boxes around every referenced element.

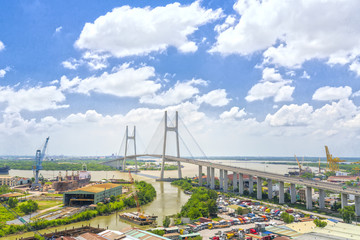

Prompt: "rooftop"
[68,183,121,193]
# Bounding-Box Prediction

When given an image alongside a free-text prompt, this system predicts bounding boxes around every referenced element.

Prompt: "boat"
[0,166,10,175]
[119,212,157,226]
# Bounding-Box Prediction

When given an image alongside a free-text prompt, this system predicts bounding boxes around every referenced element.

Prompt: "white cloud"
[62,52,109,71]
[75,1,222,57]
[0,41,4,51]
[301,71,310,79]
[246,68,294,102]
[265,103,313,127]
[62,58,83,70]
[220,107,246,120]
[353,90,360,98]
[140,79,206,106]
[60,63,161,98]
[312,86,352,101]
[55,26,62,33]
[0,67,10,78]
[350,60,360,77]
[197,89,231,107]
[0,85,68,113]
[211,0,360,69]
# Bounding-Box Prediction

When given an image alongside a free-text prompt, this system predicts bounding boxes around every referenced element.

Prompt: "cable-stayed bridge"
[101,111,360,215]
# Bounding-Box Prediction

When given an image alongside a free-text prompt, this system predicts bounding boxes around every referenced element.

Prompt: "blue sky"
[1,0,360,157]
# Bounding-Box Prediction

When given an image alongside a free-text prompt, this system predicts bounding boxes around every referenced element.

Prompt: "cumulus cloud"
[0,67,10,78]
[265,103,313,127]
[55,26,62,33]
[350,60,360,77]
[246,68,294,102]
[60,63,161,98]
[140,79,207,106]
[62,52,109,70]
[197,89,231,107]
[75,1,222,57]
[211,0,360,69]
[312,86,352,101]
[62,58,83,70]
[220,107,246,120]
[0,86,68,113]
[0,41,4,51]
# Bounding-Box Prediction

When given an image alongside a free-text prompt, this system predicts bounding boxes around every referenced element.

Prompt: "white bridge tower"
[123,126,137,172]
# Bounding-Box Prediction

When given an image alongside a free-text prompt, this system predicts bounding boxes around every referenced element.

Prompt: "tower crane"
[324,145,345,172]
[31,137,50,190]
[128,171,146,220]
[294,155,302,173]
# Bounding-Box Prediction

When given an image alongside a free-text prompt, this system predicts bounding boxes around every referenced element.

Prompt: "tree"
[163,216,171,227]
[19,200,38,214]
[110,195,116,202]
[331,201,341,212]
[340,206,355,223]
[313,219,327,228]
[8,197,18,208]
[281,212,294,224]
[236,207,243,215]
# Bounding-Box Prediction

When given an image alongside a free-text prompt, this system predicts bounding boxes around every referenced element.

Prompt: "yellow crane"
[318,157,321,173]
[294,155,302,173]
[325,146,346,172]
[128,171,146,220]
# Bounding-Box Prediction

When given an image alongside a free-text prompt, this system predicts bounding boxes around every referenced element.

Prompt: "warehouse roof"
[67,183,121,193]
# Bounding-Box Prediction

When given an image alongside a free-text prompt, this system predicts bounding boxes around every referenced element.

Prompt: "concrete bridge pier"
[207,167,211,187]
[210,167,215,190]
[290,183,296,204]
[306,186,312,210]
[279,181,284,204]
[198,165,202,186]
[233,172,238,192]
[355,196,360,216]
[239,173,244,195]
[341,193,348,209]
[257,177,262,200]
[249,175,253,194]
[268,179,273,200]
[319,189,325,209]
[224,170,228,192]
[219,169,224,190]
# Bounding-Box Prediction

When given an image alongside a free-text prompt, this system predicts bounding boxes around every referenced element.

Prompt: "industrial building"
[63,183,122,206]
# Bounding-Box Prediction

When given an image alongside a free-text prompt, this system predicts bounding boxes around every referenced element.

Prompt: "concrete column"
[219,169,223,190]
[239,173,244,195]
[268,179,273,200]
[319,189,325,209]
[306,186,312,210]
[341,193,348,209]
[207,167,211,186]
[224,170,228,192]
[290,183,296,204]
[210,167,215,190]
[279,181,284,204]
[257,177,262,200]
[233,172,238,192]
[355,196,360,216]
[248,175,253,194]
[198,166,202,186]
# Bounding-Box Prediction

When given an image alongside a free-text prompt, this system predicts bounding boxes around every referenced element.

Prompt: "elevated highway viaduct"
[102,154,360,216]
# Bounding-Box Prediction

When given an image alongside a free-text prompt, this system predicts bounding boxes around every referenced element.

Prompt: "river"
[3,160,303,239]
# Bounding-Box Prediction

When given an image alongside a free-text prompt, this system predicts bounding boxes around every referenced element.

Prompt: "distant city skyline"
[1,0,360,157]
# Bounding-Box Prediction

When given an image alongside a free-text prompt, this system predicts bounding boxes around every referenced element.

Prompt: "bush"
[8,197,18,208]
[314,219,327,228]
[281,212,294,224]
[19,200,38,214]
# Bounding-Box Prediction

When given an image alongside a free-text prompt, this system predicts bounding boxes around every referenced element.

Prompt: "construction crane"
[0,202,53,239]
[31,137,50,190]
[294,155,302,173]
[325,145,346,172]
[318,157,321,173]
[128,171,146,220]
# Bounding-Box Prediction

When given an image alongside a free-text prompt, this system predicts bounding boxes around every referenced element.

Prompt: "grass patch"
[36,200,62,210]
[0,205,24,223]
[45,193,63,197]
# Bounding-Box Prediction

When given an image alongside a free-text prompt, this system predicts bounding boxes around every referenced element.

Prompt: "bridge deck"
[102,154,360,196]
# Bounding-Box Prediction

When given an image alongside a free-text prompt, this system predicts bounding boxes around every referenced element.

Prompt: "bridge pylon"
[161,111,182,180]
[123,126,137,172]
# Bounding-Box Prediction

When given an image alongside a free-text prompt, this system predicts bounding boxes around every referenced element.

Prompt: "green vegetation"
[0,181,156,237]
[8,197,18,208]
[19,200,39,214]
[0,185,10,194]
[340,205,355,223]
[236,207,243,215]
[172,179,217,220]
[36,200,62,210]
[313,219,327,228]
[163,216,170,227]
[151,229,165,236]
[281,212,294,224]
